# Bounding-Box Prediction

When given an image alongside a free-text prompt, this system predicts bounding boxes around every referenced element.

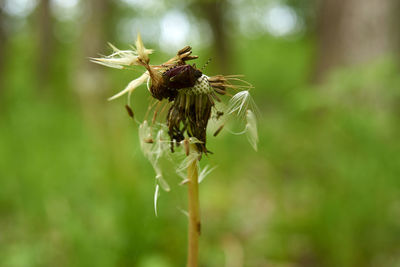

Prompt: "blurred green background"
[1,0,400,266]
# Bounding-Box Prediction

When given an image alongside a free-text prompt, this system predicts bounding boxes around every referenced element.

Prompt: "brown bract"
[142,46,200,101]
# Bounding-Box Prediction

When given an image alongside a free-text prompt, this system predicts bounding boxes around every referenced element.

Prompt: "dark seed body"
[125,105,134,118]
[184,139,190,156]
[213,124,224,136]
[197,222,201,235]
[144,138,154,143]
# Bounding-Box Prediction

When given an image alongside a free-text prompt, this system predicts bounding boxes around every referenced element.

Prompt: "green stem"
[187,155,200,267]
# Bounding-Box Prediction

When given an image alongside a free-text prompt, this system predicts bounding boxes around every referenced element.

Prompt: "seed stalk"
[187,152,200,267]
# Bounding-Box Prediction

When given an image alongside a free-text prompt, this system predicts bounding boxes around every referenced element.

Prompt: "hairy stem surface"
[187,155,200,267]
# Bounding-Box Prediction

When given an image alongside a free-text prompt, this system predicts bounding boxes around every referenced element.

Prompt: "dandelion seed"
[91,33,153,70]
[135,33,153,63]
[156,172,170,192]
[227,91,253,116]
[180,179,189,185]
[125,105,134,118]
[199,165,217,183]
[139,120,152,157]
[176,149,201,180]
[144,138,154,143]
[184,138,190,156]
[245,110,258,151]
[188,137,203,144]
[108,71,149,101]
[154,184,160,216]
[213,124,224,137]
[177,206,189,217]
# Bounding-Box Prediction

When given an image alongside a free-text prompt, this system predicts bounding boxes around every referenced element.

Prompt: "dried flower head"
[92,34,258,212]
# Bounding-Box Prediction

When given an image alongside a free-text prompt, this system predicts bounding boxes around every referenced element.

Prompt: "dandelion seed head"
[92,34,259,212]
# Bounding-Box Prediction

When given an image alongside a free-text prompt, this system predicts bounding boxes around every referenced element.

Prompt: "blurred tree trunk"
[74,0,115,112]
[75,0,114,98]
[36,0,54,93]
[314,0,399,81]
[194,0,232,74]
[74,0,110,127]
[74,0,128,171]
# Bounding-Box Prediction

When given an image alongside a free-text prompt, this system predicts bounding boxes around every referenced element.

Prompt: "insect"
[216,111,224,120]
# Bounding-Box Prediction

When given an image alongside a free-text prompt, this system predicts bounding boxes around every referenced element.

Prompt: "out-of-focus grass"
[1,33,400,267]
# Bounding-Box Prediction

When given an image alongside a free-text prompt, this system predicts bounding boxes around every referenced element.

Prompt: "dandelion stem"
[187,150,200,267]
